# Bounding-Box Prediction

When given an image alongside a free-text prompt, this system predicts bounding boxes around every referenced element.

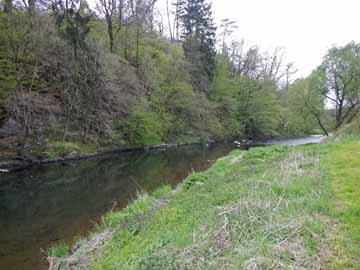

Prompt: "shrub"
[125,101,165,146]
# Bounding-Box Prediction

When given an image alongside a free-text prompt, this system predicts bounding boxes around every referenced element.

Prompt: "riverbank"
[0,135,325,173]
[0,143,180,172]
[0,139,225,173]
[48,137,359,270]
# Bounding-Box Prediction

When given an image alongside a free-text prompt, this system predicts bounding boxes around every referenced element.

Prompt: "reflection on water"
[0,143,234,270]
[265,135,327,146]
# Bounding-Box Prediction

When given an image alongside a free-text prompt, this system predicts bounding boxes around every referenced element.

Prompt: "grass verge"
[321,139,360,269]
[49,139,360,270]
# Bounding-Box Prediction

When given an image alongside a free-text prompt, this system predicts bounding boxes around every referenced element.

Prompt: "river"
[0,136,326,270]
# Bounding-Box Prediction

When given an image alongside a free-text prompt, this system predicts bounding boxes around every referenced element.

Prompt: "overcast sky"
[219,0,360,77]
[90,0,360,78]
[157,0,360,78]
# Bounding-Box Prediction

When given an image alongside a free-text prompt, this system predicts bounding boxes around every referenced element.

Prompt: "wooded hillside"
[1,0,357,158]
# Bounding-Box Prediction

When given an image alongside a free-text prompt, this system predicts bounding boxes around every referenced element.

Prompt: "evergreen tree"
[52,0,91,58]
[179,0,216,93]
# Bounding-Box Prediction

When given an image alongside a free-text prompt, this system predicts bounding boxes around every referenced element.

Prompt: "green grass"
[48,241,71,258]
[44,141,98,158]
[50,139,360,270]
[88,145,331,270]
[321,138,360,269]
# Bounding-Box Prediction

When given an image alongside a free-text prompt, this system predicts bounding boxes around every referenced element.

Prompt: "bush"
[124,100,168,146]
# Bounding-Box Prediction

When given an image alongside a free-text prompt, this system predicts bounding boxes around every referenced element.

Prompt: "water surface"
[0,143,234,270]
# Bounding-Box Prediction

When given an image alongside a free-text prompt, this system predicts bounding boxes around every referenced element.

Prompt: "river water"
[0,136,326,270]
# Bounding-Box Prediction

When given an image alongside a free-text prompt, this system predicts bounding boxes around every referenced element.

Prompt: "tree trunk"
[315,116,329,136]
[136,19,140,66]
[107,19,114,53]
[28,0,36,15]
[166,0,173,40]
[336,99,344,128]
[124,26,128,60]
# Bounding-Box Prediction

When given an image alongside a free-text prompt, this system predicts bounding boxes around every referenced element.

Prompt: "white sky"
[209,0,360,78]
[90,0,360,78]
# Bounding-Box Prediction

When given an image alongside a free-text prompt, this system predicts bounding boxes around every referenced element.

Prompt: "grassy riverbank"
[49,137,360,270]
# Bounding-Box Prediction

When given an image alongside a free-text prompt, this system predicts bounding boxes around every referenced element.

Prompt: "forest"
[0,0,359,158]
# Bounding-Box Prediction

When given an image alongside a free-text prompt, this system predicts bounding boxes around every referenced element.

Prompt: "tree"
[97,0,116,53]
[28,0,36,14]
[21,0,36,14]
[305,74,329,136]
[179,0,216,93]
[0,12,36,138]
[261,47,286,83]
[284,62,297,91]
[166,0,173,40]
[52,0,91,58]
[236,78,280,139]
[125,0,157,65]
[172,0,181,42]
[219,18,237,55]
[285,77,328,136]
[316,42,360,128]
[4,0,12,13]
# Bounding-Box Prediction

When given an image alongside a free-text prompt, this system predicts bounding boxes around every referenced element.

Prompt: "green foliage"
[281,76,325,136]
[151,185,172,199]
[138,253,177,270]
[0,11,37,98]
[179,0,217,92]
[0,1,328,158]
[237,78,280,138]
[183,172,208,190]
[52,0,92,55]
[124,100,166,146]
[315,42,360,128]
[103,194,154,228]
[211,58,281,139]
[210,56,242,138]
[44,141,96,158]
[337,117,360,138]
[48,241,70,258]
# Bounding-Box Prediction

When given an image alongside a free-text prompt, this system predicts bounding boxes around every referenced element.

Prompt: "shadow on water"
[0,143,235,270]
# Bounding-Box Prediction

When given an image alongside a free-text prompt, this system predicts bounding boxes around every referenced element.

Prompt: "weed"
[48,241,70,258]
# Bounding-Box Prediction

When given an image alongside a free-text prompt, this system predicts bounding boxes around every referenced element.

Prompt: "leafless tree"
[284,62,297,90]
[261,47,286,83]
[219,18,237,54]
[126,0,157,65]
[97,0,117,53]
[166,0,173,40]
